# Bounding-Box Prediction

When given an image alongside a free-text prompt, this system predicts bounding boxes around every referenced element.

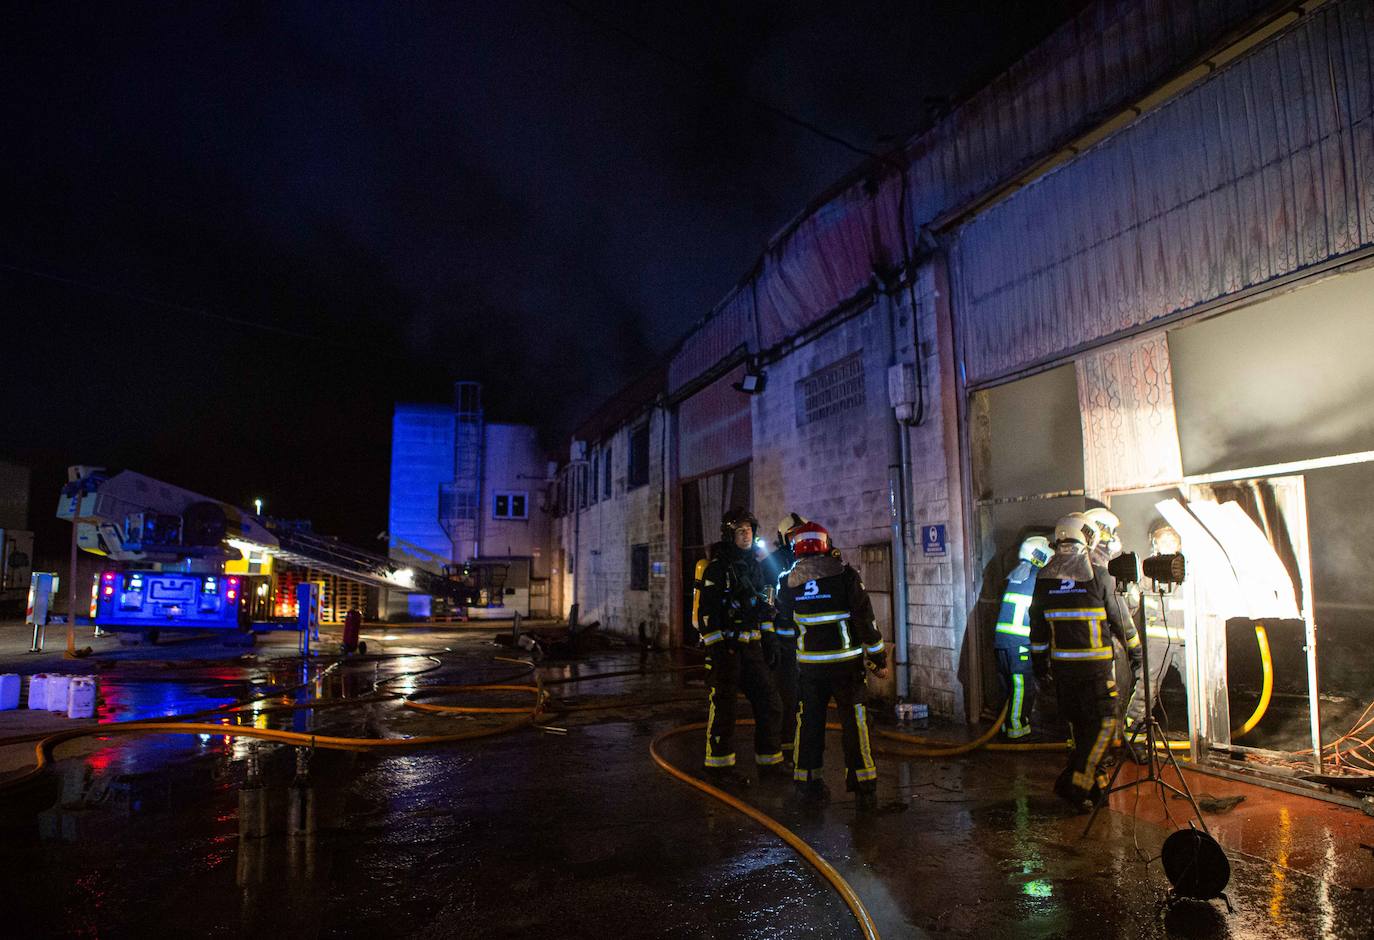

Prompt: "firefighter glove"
[1032,653,1050,681]
[761,633,779,669]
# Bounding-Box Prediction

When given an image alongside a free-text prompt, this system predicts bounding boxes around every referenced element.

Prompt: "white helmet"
[1018,535,1052,568]
[1083,507,1120,540]
[1054,512,1096,547]
[777,512,809,542]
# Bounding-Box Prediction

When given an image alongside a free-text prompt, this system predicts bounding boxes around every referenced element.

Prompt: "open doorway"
[1105,477,1320,772]
[679,461,750,642]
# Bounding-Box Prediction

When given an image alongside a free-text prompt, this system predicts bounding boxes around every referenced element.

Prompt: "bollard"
[286,747,315,837]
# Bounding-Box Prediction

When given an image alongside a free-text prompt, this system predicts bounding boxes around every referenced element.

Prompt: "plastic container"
[27,673,50,709]
[67,677,97,719]
[45,674,71,712]
[0,674,19,711]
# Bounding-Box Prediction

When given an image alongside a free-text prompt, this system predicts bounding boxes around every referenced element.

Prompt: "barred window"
[795,353,866,426]
[630,544,650,591]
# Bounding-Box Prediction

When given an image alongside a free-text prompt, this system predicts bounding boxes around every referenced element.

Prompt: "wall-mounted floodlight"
[734,364,767,395]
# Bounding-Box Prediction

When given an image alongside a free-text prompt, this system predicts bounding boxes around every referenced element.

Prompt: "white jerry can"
[27,673,50,709]
[0,674,19,710]
[45,674,71,712]
[67,677,97,719]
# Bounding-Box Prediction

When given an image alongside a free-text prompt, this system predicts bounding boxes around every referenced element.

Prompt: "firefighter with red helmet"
[775,521,887,812]
[697,507,785,784]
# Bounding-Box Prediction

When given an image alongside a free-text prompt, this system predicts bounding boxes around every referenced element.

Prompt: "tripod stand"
[1083,579,1207,839]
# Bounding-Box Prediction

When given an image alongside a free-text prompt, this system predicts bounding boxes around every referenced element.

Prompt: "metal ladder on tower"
[439,381,484,568]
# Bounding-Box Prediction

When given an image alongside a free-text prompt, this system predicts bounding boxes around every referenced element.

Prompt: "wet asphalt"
[1,626,1372,939]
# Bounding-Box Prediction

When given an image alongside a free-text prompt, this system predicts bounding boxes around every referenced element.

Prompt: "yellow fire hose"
[0,679,546,794]
[1143,622,1274,751]
[650,722,881,940]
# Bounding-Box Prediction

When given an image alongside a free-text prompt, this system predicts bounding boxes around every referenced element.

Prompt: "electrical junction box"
[887,363,918,411]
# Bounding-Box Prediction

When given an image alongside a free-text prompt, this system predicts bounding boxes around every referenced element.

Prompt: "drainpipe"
[885,291,914,700]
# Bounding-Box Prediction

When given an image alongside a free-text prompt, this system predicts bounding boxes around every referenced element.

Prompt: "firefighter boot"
[704,767,752,791]
[795,780,830,806]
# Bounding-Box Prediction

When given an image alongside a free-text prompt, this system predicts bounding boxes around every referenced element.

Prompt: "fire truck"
[57,467,446,641]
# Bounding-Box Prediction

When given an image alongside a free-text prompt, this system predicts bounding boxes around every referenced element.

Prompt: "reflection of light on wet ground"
[1271,804,1291,923]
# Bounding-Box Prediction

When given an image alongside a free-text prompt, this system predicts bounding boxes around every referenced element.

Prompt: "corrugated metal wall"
[953,0,1374,385]
[905,0,1282,228]
[667,288,754,396]
[666,0,1286,398]
[677,365,752,480]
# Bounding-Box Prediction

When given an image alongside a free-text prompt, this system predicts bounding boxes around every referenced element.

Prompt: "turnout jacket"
[994,566,1039,650]
[698,541,770,647]
[1029,564,1139,676]
[775,553,886,667]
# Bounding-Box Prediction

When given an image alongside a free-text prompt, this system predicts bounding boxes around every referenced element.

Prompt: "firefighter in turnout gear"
[698,508,784,782]
[775,522,888,812]
[1124,521,1188,761]
[995,535,1052,740]
[1030,513,1141,811]
[760,512,807,758]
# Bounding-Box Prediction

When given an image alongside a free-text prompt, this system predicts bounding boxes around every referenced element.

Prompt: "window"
[590,452,599,505]
[493,491,528,520]
[630,544,650,591]
[579,464,588,509]
[603,445,613,499]
[628,423,650,488]
[795,352,866,426]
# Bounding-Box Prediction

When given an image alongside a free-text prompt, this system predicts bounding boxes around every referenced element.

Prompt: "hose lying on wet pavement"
[3,635,1273,939]
[0,654,548,793]
[650,722,882,940]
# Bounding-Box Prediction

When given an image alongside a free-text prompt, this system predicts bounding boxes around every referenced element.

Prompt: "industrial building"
[551,0,1374,794]
[388,383,554,619]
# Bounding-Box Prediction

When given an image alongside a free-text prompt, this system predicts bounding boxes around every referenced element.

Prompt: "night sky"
[3,1,1083,556]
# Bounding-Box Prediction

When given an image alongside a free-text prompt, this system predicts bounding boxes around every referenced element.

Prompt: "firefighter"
[994,535,1052,740]
[1030,512,1141,811]
[760,512,807,760]
[698,507,785,783]
[775,521,888,813]
[1123,521,1188,761]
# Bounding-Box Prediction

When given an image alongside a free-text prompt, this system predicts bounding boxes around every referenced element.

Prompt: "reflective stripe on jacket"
[994,568,1038,646]
[1029,566,1137,673]
[776,554,885,668]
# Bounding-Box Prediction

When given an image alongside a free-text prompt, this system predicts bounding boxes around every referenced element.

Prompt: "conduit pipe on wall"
[885,290,914,701]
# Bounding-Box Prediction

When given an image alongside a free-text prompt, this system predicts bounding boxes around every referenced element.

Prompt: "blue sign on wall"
[921,524,947,557]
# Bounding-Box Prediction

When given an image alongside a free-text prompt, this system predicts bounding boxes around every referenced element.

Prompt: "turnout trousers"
[1125,636,1185,736]
[1055,669,1119,797]
[772,641,799,756]
[794,661,877,794]
[995,644,1036,739]
[704,643,783,769]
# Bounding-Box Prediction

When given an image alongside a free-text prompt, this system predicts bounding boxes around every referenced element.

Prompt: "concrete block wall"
[898,260,969,719]
[751,304,896,557]
[559,407,669,640]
